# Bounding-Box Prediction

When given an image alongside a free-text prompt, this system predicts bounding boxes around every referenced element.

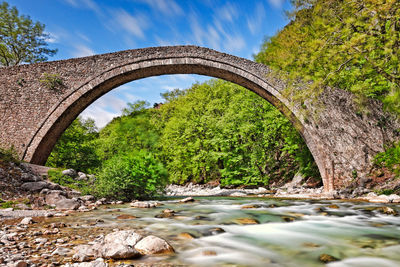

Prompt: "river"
[41,196,400,266]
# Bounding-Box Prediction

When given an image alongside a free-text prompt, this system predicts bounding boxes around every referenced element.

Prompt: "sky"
[8,0,291,128]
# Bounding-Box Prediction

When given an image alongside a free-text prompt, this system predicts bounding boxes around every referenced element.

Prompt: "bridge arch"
[1,46,396,192]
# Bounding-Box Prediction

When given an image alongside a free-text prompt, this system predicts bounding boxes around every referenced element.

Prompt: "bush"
[48,169,92,195]
[94,150,168,201]
[0,147,19,163]
[374,141,400,177]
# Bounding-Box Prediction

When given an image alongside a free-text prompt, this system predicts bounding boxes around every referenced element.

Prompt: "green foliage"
[374,141,400,176]
[46,117,100,173]
[0,1,57,66]
[255,0,400,114]
[48,169,92,195]
[156,79,319,186]
[94,150,168,201]
[0,146,19,163]
[95,101,159,162]
[0,200,15,209]
[40,72,63,90]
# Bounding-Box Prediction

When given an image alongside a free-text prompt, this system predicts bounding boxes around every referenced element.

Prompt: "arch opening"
[22,52,329,191]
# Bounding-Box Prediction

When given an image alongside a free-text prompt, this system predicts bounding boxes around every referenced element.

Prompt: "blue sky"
[8,0,290,127]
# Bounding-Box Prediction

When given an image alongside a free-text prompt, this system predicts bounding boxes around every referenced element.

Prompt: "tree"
[255,0,400,114]
[156,79,319,186]
[46,117,100,173]
[0,1,57,66]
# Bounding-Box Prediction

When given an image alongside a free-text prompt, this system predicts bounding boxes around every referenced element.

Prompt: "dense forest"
[46,0,400,200]
[46,80,319,199]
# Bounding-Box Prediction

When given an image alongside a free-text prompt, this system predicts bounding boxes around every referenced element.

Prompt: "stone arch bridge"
[0,46,398,192]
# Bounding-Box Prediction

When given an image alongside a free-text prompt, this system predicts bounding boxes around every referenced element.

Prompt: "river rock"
[52,247,72,256]
[179,197,195,203]
[20,173,41,182]
[45,190,67,206]
[369,195,390,203]
[388,194,400,203]
[77,172,87,181]
[81,195,95,202]
[19,217,33,225]
[234,218,260,225]
[97,230,143,259]
[62,169,77,178]
[14,261,28,267]
[319,254,338,263]
[376,206,398,215]
[67,258,107,267]
[73,244,100,262]
[20,181,48,192]
[134,235,174,255]
[130,201,157,208]
[230,192,247,197]
[55,198,80,210]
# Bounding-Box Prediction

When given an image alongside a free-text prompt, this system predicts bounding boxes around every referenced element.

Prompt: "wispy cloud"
[113,9,148,39]
[267,0,285,9]
[138,0,183,16]
[44,32,59,43]
[189,11,245,53]
[71,44,95,57]
[247,2,266,35]
[63,0,103,16]
[80,94,129,128]
[216,3,238,23]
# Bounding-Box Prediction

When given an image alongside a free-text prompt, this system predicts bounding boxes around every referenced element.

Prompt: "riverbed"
[2,197,400,266]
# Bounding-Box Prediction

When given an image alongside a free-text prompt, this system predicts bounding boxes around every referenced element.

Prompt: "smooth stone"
[20,217,33,225]
[116,214,137,219]
[178,232,195,239]
[100,230,143,259]
[62,169,77,178]
[179,197,195,203]
[20,181,48,192]
[319,254,339,263]
[134,235,174,255]
[234,218,260,225]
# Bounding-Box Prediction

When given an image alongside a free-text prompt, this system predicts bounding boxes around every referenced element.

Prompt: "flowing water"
[53,197,400,266]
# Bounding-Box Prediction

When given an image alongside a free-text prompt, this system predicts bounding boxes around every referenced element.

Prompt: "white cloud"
[224,35,246,53]
[216,3,238,23]
[247,2,266,35]
[44,32,59,43]
[80,105,117,129]
[113,9,148,39]
[268,0,285,9]
[80,94,129,128]
[138,0,183,16]
[71,44,95,58]
[64,0,103,15]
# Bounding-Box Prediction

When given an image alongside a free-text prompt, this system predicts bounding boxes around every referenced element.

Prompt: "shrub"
[48,169,92,195]
[374,141,400,177]
[94,150,168,201]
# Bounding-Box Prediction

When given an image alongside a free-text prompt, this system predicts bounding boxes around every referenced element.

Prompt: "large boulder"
[134,235,175,255]
[101,230,143,259]
[44,190,68,206]
[20,181,48,192]
[55,198,81,210]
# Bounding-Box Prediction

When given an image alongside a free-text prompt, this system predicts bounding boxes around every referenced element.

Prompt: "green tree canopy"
[155,79,319,186]
[46,117,100,173]
[255,0,400,114]
[0,1,57,66]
